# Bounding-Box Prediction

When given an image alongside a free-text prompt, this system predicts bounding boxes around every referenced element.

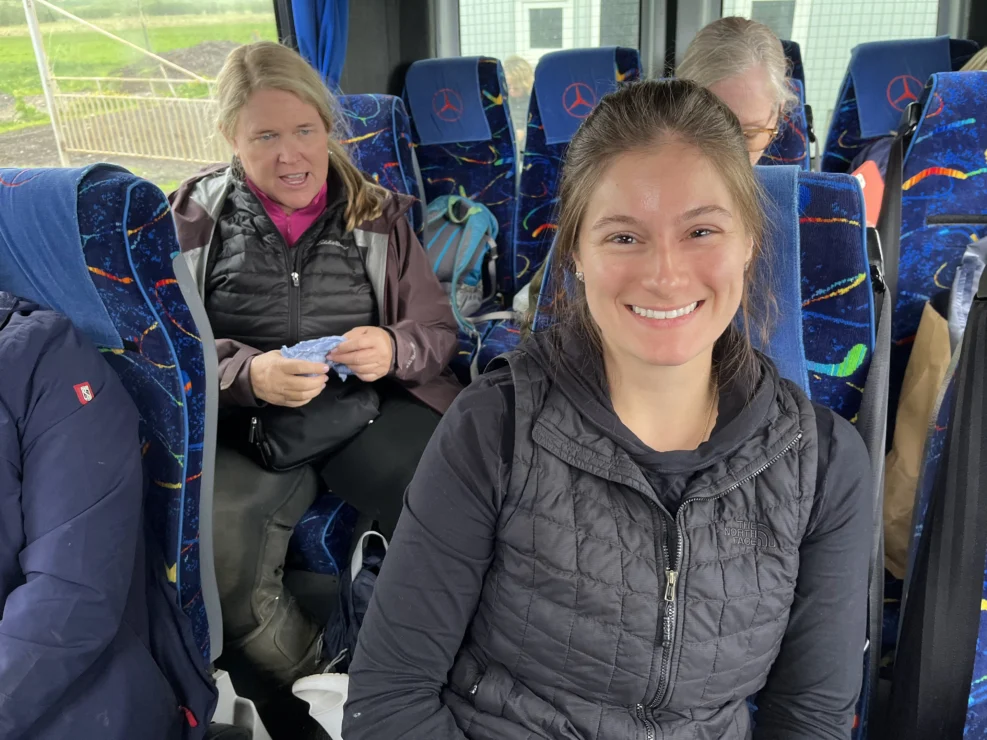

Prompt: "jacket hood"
[518,326,782,474]
[0,292,42,330]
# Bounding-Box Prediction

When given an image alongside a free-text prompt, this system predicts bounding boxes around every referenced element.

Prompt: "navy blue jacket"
[0,295,216,740]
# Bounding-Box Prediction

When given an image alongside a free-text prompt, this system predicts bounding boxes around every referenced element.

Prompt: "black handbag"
[245,376,380,472]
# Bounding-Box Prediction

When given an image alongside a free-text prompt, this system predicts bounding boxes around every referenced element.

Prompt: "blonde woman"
[677,17,798,164]
[169,41,460,684]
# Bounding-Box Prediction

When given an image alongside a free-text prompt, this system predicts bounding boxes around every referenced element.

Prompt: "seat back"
[759,79,810,170]
[0,166,220,663]
[338,94,424,237]
[781,39,805,91]
[890,71,987,412]
[403,57,517,297]
[513,47,640,291]
[822,36,969,173]
[798,171,875,422]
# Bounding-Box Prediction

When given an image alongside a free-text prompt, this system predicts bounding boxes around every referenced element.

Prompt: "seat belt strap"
[887,269,987,738]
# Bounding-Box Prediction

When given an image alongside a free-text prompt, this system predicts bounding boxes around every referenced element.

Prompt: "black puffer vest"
[205,181,377,351]
[441,349,818,740]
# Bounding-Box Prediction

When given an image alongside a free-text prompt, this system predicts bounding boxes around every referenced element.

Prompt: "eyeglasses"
[742,108,783,153]
[741,125,781,153]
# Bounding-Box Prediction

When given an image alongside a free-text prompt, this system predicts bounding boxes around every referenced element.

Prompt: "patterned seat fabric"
[890,71,987,418]
[0,166,213,660]
[822,37,975,174]
[781,40,805,91]
[759,79,810,170]
[338,94,424,237]
[404,57,518,298]
[798,171,875,422]
[513,47,640,292]
[287,493,360,575]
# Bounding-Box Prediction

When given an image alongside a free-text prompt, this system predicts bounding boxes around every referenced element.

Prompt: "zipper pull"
[249,417,259,444]
[664,569,678,602]
[291,271,300,287]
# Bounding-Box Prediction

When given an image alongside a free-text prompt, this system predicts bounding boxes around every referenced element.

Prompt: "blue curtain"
[291,0,349,91]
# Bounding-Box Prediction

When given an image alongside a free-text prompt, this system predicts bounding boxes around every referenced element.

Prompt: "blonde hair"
[961,48,987,72]
[216,41,386,231]
[504,55,534,93]
[677,17,798,117]
[548,78,773,391]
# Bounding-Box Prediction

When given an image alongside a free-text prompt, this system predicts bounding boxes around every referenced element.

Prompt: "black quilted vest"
[205,181,377,352]
[441,350,818,740]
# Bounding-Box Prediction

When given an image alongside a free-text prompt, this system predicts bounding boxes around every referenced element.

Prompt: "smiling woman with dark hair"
[344,78,871,740]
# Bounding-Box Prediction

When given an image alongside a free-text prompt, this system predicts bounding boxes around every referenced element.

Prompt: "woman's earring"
[575,271,585,282]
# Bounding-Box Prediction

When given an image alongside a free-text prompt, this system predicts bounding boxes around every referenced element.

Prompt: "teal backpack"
[424,192,512,376]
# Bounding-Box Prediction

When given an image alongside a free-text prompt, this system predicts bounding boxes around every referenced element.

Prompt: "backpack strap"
[349,530,388,584]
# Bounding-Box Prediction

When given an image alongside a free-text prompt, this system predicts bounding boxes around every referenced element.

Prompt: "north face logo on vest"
[723,520,777,549]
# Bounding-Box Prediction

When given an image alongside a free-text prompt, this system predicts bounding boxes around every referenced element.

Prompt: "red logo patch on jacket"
[74,382,94,405]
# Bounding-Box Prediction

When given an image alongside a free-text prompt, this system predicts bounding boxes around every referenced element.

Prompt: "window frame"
[515,0,575,64]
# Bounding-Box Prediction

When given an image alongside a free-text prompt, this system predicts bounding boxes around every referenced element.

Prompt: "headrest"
[781,40,804,85]
[0,165,125,349]
[534,47,620,146]
[950,38,981,70]
[752,165,809,393]
[405,57,492,146]
[849,36,951,138]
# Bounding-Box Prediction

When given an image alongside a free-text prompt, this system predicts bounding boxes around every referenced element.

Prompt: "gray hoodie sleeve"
[753,407,873,740]
[343,370,514,740]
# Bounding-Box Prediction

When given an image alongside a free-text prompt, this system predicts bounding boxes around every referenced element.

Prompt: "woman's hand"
[330,327,394,383]
[249,351,329,407]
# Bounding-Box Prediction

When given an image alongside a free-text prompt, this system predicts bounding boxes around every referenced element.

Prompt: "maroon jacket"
[169,165,461,413]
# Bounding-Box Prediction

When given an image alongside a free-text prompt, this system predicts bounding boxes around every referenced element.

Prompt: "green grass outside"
[0,12,277,132]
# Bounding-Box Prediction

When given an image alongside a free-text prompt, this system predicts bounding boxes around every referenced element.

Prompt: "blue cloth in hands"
[281,335,353,380]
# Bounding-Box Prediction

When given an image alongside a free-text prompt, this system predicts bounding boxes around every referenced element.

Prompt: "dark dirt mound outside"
[116,39,243,82]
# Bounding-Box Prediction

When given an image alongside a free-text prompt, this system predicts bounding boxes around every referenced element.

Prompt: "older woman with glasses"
[677,17,796,164]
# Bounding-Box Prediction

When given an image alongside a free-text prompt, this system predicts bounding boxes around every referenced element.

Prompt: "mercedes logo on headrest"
[562,82,597,119]
[432,88,464,122]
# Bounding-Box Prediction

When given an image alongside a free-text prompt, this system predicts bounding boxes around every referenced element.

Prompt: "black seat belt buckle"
[805,103,817,144]
[867,227,887,294]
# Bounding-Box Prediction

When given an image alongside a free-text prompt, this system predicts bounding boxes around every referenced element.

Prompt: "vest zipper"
[648,431,803,711]
[636,703,655,740]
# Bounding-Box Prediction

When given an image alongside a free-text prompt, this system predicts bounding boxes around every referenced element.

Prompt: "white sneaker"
[292,673,349,740]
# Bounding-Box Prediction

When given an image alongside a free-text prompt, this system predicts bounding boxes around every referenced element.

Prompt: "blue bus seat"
[513,47,641,289]
[0,165,221,664]
[338,94,425,237]
[403,57,518,298]
[822,37,975,173]
[798,171,875,422]
[759,79,810,170]
[889,71,987,421]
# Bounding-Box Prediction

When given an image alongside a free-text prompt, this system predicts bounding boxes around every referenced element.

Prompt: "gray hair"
[676,17,798,116]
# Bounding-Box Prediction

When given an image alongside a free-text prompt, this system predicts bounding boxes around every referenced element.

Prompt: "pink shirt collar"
[245,178,329,248]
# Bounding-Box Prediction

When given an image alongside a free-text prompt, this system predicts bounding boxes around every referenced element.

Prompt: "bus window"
[458,0,640,148]
[0,0,277,193]
[719,0,940,137]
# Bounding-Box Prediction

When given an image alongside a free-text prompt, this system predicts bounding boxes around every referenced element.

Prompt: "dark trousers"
[319,381,441,537]
[213,383,439,686]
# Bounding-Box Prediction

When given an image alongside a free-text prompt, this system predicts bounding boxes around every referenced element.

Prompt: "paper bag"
[884,300,952,578]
